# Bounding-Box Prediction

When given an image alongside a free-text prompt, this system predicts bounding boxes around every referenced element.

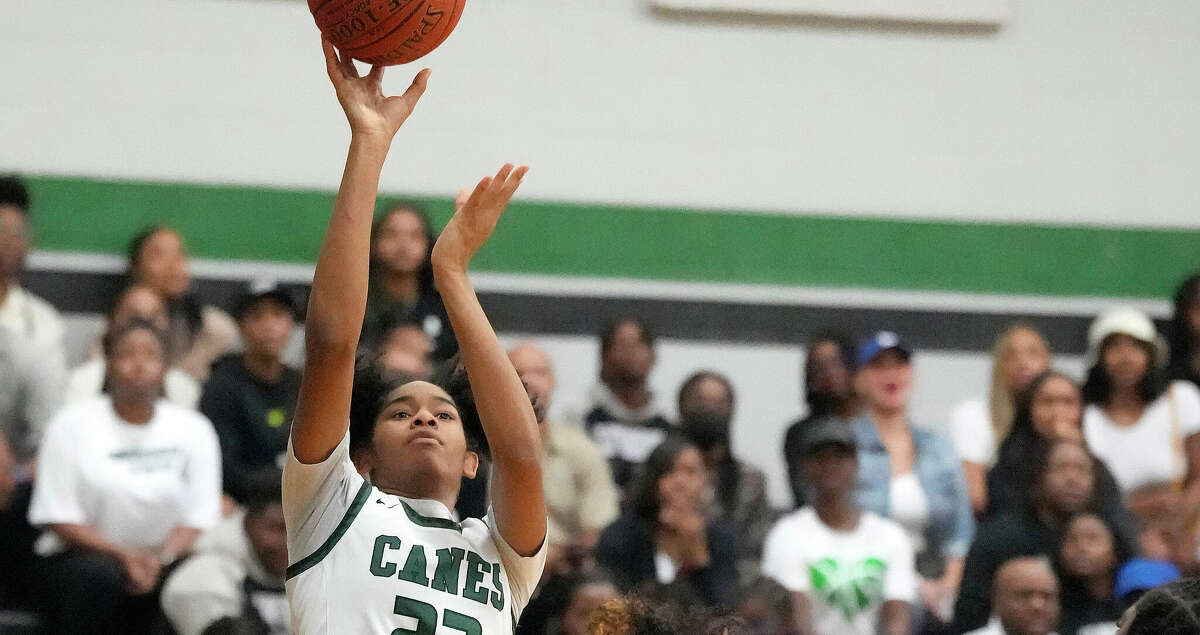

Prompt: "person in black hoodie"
[595,436,739,609]
[952,439,1140,633]
[200,284,301,503]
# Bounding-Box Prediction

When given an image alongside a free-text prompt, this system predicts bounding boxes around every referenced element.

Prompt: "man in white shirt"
[162,468,290,635]
[965,556,1060,635]
[0,175,66,461]
[763,417,916,635]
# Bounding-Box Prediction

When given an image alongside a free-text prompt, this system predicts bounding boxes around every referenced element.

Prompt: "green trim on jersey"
[400,500,464,532]
[286,480,373,581]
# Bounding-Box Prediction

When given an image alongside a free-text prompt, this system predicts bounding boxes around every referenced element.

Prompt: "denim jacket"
[851,414,975,563]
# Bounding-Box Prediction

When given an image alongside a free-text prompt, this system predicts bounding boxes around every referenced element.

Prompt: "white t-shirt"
[1084,381,1200,493]
[949,398,996,467]
[889,472,930,555]
[28,396,222,555]
[762,507,917,635]
[282,432,547,634]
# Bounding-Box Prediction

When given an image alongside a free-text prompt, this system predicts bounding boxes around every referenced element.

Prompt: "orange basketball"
[309,0,466,66]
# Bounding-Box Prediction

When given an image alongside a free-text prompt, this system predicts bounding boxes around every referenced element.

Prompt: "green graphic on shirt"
[266,408,286,429]
[808,557,887,621]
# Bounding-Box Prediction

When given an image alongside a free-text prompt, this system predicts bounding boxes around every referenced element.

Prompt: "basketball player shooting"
[282,39,547,633]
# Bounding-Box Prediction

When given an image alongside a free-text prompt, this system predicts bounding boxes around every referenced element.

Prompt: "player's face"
[372,209,428,276]
[107,328,167,403]
[135,229,191,299]
[369,381,478,489]
[239,299,295,360]
[112,285,170,332]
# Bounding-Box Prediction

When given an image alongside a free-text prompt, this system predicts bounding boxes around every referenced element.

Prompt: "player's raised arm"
[432,167,547,556]
[291,40,430,465]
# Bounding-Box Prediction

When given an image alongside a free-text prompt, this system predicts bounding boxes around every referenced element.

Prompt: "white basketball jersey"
[282,433,546,634]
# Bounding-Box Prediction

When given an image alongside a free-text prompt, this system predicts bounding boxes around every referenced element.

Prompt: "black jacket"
[200,355,301,501]
[595,512,739,609]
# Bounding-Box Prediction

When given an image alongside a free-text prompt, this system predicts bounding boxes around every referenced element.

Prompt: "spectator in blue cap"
[851,331,974,630]
[1115,558,1181,610]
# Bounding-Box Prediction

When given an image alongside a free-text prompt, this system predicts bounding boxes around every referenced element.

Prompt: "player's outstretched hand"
[321,37,429,140]
[432,164,529,274]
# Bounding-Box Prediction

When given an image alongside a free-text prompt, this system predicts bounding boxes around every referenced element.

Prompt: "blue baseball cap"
[1115,558,1181,602]
[856,331,912,367]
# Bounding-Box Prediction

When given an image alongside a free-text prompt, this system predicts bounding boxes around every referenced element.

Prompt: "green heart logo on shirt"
[808,557,887,620]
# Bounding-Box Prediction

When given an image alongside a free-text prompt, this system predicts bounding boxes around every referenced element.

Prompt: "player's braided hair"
[1126,577,1200,635]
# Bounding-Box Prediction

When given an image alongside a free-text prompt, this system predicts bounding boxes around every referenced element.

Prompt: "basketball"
[309,0,466,66]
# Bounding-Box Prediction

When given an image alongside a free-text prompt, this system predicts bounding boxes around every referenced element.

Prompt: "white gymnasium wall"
[3,0,1200,228]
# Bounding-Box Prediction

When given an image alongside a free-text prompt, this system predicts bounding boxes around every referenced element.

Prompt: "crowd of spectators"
[2,171,1200,634]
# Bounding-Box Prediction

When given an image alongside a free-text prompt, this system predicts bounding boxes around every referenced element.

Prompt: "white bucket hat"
[1087,307,1168,366]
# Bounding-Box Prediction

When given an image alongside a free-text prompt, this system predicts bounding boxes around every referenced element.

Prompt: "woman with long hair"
[949,325,1052,515]
[986,370,1129,534]
[1081,308,1200,537]
[952,439,1139,633]
[595,436,739,608]
[126,226,238,382]
[362,200,457,361]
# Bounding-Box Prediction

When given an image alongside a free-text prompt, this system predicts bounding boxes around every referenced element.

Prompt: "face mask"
[680,408,731,451]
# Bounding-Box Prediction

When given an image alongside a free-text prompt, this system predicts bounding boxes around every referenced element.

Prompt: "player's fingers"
[465,177,492,210]
[454,187,473,211]
[368,64,385,84]
[502,165,529,195]
[493,163,514,187]
[321,38,341,79]
[338,47,359,78]
[401,68,432,104]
